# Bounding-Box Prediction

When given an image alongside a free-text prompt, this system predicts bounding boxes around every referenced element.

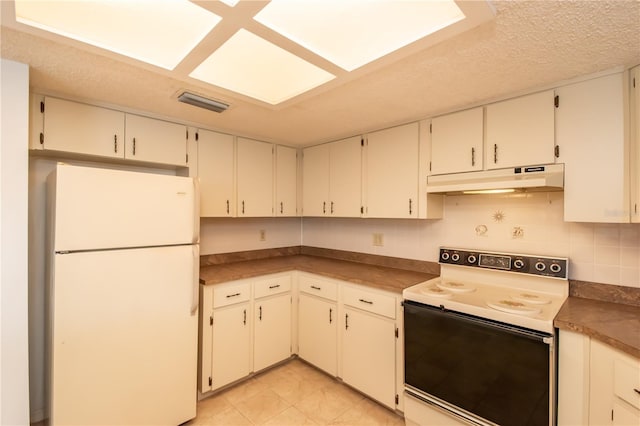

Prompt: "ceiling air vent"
[178,91,229,113]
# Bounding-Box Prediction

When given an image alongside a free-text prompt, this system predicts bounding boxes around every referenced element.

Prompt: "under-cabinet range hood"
[426,163,564,194]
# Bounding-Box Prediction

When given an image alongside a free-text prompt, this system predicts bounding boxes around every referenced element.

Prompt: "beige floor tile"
[263,406,320,426]
[222,377,272,405]
[190,406,252,426]
[197,393,234,419]
[295,382,365,425]
[234,388,291,425]
[328,398,404,426]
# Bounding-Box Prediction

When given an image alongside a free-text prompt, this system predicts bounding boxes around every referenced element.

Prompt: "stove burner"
[487,300,542,316]
[510,293,551,305]
[437,280,476,293]
[419,286,453,299]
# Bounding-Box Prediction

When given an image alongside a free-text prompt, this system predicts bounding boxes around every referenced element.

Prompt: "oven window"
[404,301,552,426]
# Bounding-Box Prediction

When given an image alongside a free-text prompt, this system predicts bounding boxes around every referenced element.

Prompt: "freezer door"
[50,245,198,426]
[50,164,198,252]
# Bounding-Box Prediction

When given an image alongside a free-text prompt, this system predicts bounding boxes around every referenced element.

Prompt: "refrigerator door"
[50,245,198,426]
[49,164,198,252]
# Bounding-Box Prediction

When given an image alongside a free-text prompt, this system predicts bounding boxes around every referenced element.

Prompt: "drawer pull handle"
[269,284,280,289]
[243,309,246,325]
[226,292,241,298]
[359,298,373,305]
[634,388,640,395]
[310,285,321,290]
[329,308,333,324]
[345,313,349,330]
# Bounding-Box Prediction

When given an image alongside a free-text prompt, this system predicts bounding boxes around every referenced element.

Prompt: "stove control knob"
[513,259,525,269]
[535,261,546,272]
[451,253,460,262]
[467,254,477,264]
[550,263,562,273]
[441,252,450,261]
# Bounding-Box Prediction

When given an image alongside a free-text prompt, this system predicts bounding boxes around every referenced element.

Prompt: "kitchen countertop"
[200,254,438,294]
[554,296,640,359]
[200,248,639,359]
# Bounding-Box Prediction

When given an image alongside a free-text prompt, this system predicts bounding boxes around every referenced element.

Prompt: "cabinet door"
[198,129,235,217]
[237,138,274,217]
[329,137,362,217]
[254,293,292,372]
[485,90,555,169]
[302,144,330,216]
[631,66,640,223]
[125,114,187,166]
[275,145,298,217]
[211,303,251,390]
[298,294,337,376]
[431,107,483,174]
[342,307,396,409]
[40,96,125,158]
[366,122,419,218]
[198,285,214,393]
[556,73,628,222]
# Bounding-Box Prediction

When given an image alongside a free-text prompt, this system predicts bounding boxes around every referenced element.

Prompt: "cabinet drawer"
[342,286,396,319]
[614,357,640,410]
[299,275,338,301]
[212,282,251,308]
[254,275,291,299]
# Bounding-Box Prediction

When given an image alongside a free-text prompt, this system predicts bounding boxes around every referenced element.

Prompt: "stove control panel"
[439,248,568,279]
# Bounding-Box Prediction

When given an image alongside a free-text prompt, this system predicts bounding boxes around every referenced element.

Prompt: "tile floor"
[188,359,405,426]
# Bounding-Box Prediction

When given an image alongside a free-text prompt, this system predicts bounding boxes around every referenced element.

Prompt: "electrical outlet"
[259,229,266,241]
[372,233,384,246]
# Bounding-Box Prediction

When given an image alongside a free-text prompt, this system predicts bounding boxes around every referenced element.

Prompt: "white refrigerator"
[47,164,199,425]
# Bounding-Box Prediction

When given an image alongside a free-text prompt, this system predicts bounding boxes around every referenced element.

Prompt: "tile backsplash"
[200,192,640,289]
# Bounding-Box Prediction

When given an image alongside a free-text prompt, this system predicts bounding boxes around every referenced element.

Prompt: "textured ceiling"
[1,0,639,147]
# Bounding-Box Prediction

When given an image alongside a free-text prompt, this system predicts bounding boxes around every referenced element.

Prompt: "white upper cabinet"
[302,137,362,217]
[34,96,125,158]
[197,129,235,217]
[556,72,629,222]
[485,90,556,169]
[365,123,419,218]
[33,96,188,167]
[431,107,484,175]
[329,137,362,217]
[237,138,274,217]
[630,66,640,223]
[124,113,188,166]
[302,144,330,217]
[275,145,298,217]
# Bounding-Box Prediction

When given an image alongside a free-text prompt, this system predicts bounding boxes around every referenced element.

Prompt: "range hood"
[426,164,564,194]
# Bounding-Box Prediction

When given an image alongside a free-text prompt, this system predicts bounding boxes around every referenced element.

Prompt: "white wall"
[1,59,30,425]
[200,217,302,254]
[303,192,640,289]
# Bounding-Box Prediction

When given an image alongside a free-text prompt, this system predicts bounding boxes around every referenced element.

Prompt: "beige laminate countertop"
[554,297,640,359]
[200,254,437,294]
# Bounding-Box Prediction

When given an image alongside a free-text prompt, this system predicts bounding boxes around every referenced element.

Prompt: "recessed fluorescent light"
[189,29,335,105]
[254,0,466,71]
[462,189,517,195]
[219,0,240,7]
[178,92,229,113]
[14,0,221,70]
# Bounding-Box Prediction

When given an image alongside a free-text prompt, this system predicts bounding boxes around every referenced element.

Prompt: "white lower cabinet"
[211,302,251,391]
[198,273,292,394]
[200,271,401,409]
[253,275,292,372]
[297,274,338,376]
[341,285,398,410]
[558,330,640,426]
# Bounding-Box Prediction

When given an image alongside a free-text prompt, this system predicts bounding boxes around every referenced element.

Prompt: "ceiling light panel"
[190,29,335,105]
[14,0,221,70]
[254,0,466,71]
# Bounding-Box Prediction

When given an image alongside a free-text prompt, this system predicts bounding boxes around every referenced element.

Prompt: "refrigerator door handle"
[191,245,199,315]
[193,178,201,244]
